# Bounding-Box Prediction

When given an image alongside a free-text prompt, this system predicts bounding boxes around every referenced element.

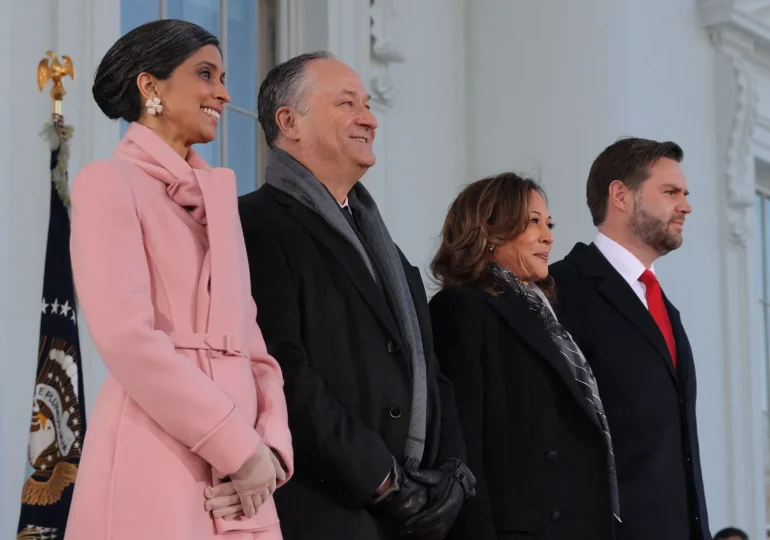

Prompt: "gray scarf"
[489,263,621,523]
[264,148,427,468]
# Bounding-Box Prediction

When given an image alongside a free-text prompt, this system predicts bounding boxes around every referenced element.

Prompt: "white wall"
[468,0,733,533]
[1,2,55,536]
[0,0,11,531]
[383,0,468,279]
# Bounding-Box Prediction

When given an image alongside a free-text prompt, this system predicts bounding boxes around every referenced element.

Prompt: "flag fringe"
[40,121,74,210]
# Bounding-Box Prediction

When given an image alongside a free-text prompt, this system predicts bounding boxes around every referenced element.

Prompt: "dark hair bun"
[92,19,219,122]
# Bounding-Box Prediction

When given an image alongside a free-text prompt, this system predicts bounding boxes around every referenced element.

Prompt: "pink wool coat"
[65,122,293,539]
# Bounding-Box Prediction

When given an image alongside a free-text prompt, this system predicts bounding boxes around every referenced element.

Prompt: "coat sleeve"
[246,297,294,486]
[70,162,261,475]
[429,289,497,540]
[434,365,467,462]
[240,216,393,507]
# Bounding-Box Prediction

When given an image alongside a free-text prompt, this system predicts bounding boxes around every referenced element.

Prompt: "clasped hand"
[374,458,476,539]
[203,443,286,520]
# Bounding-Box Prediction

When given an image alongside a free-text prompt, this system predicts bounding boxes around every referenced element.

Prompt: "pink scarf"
[115,121,250,353]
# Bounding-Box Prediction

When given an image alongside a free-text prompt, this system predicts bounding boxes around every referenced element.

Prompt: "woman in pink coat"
[65,19,293,539]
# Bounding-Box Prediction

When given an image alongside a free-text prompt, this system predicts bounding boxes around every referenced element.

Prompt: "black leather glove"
[398,458,476,539]
[372,459,430,523]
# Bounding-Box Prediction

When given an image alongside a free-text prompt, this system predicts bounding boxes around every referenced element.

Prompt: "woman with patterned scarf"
[429,173,619,540]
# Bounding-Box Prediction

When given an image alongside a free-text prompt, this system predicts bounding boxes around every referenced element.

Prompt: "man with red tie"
[549,137,711,540]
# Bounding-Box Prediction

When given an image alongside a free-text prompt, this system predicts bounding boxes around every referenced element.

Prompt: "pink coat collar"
[117,122,218,225]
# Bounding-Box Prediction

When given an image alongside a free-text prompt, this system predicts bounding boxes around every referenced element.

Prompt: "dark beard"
[629,197,683,255]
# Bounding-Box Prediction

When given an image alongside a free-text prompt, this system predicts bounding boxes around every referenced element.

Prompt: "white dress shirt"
[594,232,655,309]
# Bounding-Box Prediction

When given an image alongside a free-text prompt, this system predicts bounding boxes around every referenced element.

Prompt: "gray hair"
[257,50,335,148]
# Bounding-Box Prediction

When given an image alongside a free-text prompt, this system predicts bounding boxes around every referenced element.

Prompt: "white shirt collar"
[340,197,349,210]
[594,232,657,309]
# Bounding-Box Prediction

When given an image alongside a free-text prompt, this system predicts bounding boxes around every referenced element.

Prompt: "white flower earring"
[145,97,163,116]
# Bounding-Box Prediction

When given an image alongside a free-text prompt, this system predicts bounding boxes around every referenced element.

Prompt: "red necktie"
[639,269,677,368]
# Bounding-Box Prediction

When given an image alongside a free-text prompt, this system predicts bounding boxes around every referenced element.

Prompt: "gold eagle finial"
[37,50,75,103]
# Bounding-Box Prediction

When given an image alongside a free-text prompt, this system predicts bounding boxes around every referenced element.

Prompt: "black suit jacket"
[238,185,465,540]
[549,242,710,540]
[430,285,616,540]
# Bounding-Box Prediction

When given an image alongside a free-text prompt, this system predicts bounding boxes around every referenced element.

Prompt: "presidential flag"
[17,119,87,540]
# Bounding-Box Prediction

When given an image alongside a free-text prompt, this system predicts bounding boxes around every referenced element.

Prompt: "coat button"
[550,511,561,523]
[387,341,400,354]
[545,451,558,463]
[389,406,403,419]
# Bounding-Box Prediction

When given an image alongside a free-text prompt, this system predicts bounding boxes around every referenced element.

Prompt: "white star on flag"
[50,298,61,315]
[41,298,49,314]
[71,310,77,324]
[59,300,72,317]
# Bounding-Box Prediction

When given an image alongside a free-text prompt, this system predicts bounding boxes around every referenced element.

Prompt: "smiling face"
[491,190,554,284]
[140,44,230,147]
[295,58,378,176]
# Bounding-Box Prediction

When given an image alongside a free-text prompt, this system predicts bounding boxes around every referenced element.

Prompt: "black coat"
[238,185,465,540]
[549,243,711,540]
[430,285,616,540]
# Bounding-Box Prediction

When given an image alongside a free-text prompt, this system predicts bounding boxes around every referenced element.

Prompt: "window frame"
[756,185,770,536]
[123,0,275,192]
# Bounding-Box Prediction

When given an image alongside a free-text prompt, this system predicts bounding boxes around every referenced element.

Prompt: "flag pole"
[17,51,85,540]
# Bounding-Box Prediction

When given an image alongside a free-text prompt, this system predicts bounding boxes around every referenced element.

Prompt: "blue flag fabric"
[17,121,87,540]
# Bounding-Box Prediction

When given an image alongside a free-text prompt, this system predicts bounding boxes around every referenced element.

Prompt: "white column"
[0,0,12,532]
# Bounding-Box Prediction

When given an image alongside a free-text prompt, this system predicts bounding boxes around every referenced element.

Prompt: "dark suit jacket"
[238,185,465,540]
[430,285,616,540]
[549,242,710,540]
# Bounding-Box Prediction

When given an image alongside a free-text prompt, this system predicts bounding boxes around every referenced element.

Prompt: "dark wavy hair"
[92,19,220,122]
[431,172,555,297]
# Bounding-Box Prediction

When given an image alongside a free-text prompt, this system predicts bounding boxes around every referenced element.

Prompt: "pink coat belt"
[169,332,244,357]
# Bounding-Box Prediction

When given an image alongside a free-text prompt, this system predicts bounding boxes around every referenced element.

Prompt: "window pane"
[121,0,159,34]
[166,0,219,36]
[227,111,258,195]
[227,0,258,112]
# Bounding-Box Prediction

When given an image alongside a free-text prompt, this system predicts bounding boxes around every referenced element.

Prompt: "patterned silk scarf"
[489,262,621,523]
